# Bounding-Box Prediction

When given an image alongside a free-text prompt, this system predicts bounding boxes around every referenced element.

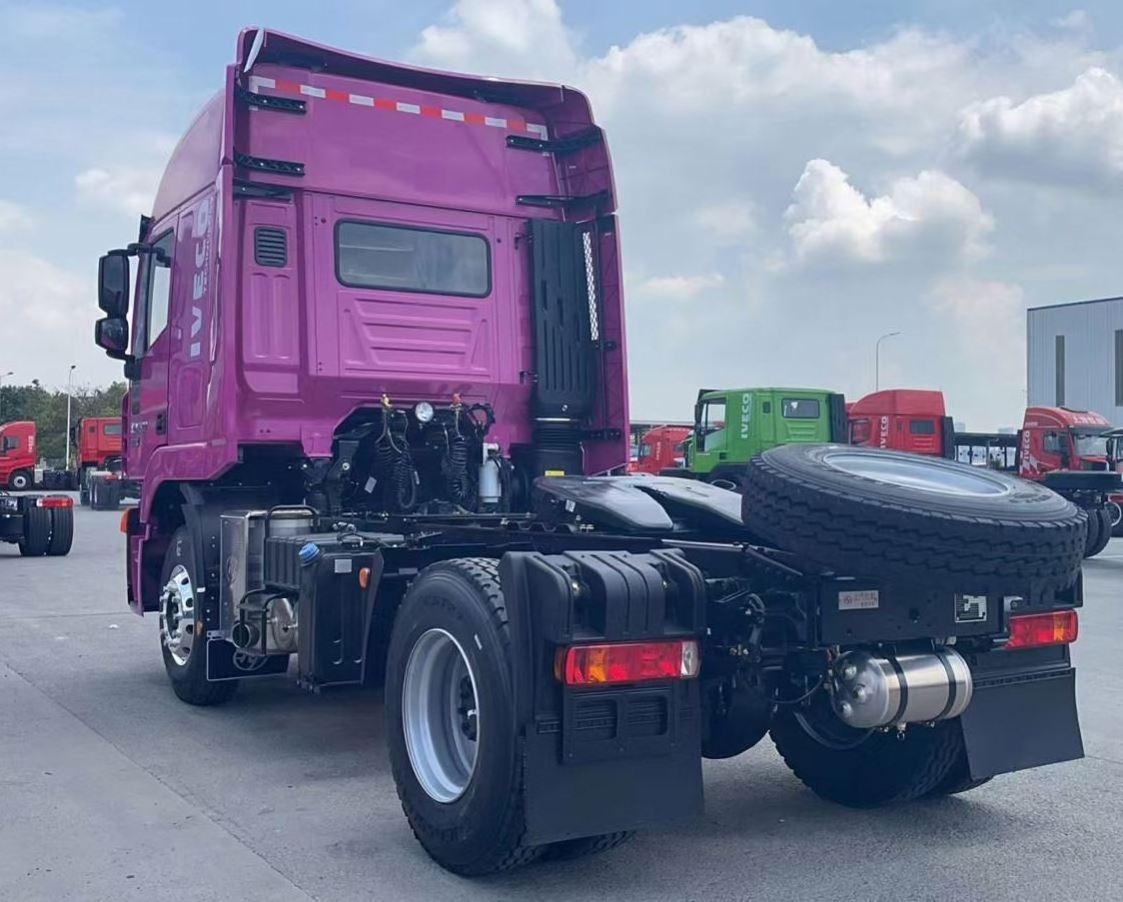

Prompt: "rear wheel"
[541,831,635,861]
[46,507,74,556]
[18,505,50,556]
[385,558,540,875]
[1109,500,1123,538]
[1085,508,1111,557]
[924,752,992,798]
[770,703,962,807]
[9,469,32,491]
[159,526,238,706]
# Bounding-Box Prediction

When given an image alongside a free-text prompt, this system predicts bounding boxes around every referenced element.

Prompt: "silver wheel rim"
[821,450,1011,497]
[1108,502,1122,528]
[401,628,480,803]
[12,474,28,490]
[160,564,197,667]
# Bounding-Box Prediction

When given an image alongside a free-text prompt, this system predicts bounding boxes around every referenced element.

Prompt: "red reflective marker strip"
[246,75,548,138]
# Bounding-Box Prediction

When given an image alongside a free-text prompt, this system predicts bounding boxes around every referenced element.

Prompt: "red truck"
[629,424,692,475]
[0,421,36,490]
[847,390,954,458]
[850,390,1121,555]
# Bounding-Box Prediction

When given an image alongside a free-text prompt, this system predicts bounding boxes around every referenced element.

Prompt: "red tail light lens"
[1004,610,1078,650]
[559,640,700,686]
[37,496,74,509]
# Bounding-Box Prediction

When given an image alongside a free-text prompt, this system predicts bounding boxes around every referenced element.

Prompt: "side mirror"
[98,251,131,316]
[95,316,130,360]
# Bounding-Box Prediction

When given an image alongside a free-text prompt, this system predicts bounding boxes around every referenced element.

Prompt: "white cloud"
[693,202,757,245]
[958,67,1123,190]
[0,199,31,232]
[929,277,1027,425]
[784,160,993,267]
[634,273,725,300]
[0,249,86,330]
[415,0,577,79]
[75,164,164,217]
[1052,10,1091,31]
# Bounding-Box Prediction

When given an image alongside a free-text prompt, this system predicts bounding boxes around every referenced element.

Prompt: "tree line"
[0,381,128,464]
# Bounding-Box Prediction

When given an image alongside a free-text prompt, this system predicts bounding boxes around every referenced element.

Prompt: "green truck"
[677,387,847,487]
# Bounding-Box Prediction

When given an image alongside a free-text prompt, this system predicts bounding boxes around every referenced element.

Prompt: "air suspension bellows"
[829,649,973,729]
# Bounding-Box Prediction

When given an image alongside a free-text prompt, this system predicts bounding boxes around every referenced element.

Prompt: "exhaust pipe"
[830,648,973,729]
[231,621,260,650]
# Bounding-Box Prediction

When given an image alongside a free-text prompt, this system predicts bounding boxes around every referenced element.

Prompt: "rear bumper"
[961,648,1083,780]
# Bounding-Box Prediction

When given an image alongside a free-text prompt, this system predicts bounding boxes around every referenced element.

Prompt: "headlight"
[414,401,435,424]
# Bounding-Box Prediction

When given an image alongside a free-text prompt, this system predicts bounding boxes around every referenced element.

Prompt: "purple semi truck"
[92,28,1086,875]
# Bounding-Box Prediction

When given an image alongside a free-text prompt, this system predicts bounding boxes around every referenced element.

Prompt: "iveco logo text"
[189,197,213,359]
[740,394,752,439]
[879,415,890,448]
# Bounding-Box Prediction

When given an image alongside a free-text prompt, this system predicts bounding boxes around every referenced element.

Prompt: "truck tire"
[924,753,992,798]
[742,444,1085,594]
[1084,508,1109,558]
[9,469,32,491]
[46,507,74,556]
[18,505,51,557]
[1109,500,1123,538]
[770,706,963,807]
[159,527,239,706]
[540,831,635,861]
[1090,507,1112,556]
[385,558,541,875]
[89,478,103,510]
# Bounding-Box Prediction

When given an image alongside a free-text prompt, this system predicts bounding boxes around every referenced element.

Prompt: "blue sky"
[3,1,1123,428]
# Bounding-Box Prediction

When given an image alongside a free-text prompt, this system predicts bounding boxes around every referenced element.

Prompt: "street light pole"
[0,371,12,421]
[65,365,77,471]
[875,331,902,391]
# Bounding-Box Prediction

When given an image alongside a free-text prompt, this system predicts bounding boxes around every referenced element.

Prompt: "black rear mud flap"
[500,549,705,845]
[960,667,1084,780]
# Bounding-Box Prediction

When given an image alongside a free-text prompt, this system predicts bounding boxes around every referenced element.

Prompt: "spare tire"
[742,444,1085,594]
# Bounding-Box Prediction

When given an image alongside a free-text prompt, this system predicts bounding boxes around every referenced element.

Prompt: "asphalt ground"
[1,498,1121,901]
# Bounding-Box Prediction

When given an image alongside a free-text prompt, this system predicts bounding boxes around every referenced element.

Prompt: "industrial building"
[1027,296,1123,425]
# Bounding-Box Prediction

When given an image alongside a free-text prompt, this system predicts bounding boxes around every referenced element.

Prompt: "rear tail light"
[37,496,73,509]
[558,639,700,686]
[1003,610,1078,650]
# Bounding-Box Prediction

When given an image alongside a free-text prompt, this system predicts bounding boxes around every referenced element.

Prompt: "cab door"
[128,228,176,476]
[691,397,729,474]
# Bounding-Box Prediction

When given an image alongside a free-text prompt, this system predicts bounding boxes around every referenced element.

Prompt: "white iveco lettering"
[189,196,213,359]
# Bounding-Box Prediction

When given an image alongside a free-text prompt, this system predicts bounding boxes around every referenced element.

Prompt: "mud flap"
[500,549,706,846]
[960,666,1083,780]
[206,638,289,681]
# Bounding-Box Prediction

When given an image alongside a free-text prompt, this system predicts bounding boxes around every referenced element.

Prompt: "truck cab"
[631,424,692,475]
[687,387,845,486]
[1017,406,1113,478]
[75,417,124,470]
[0,421,37,490]
[847,389,954,458]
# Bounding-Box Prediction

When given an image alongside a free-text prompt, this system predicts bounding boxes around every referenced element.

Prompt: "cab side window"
[135,230,176,354]
[1043,432,1063,454]
[1,436,16,453]
[700,400,727,453]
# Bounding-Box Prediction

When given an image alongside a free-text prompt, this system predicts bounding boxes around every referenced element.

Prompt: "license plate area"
[818,580,1001,644]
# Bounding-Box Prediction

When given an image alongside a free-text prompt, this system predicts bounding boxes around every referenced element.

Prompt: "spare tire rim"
[159,564,197,666]
[821,450,1012,497]
[402,628,480,803]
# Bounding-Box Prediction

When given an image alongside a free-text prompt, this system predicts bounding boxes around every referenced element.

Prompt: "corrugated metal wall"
[1027,297,1123,424]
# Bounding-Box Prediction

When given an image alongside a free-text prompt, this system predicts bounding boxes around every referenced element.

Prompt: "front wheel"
[770,704,963,807]
[1109,500,1123,538]
[159,527,238,706]
[385,558,540,875]
[9,469,32,491]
